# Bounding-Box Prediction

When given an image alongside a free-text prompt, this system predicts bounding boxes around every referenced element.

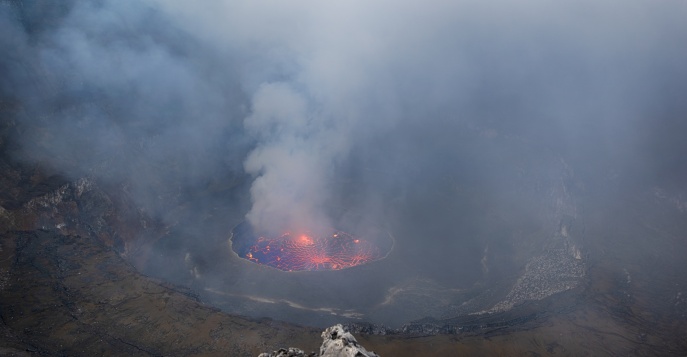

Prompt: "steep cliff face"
[0,167,168,269]
[483,158,585,314]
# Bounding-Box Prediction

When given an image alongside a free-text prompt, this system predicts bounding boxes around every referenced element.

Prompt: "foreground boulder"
[259,324,379,357]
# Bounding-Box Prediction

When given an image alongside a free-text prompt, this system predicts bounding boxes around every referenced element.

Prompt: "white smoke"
[243,82,339,235]
[150,0,687,235]
[5,0,687,238]
[153,0,411,234]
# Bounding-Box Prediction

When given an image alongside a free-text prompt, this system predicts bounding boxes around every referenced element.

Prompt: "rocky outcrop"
[259,324,379,357]
[258,347,313,357]
[480,158,586,314]
[319,325,379,357]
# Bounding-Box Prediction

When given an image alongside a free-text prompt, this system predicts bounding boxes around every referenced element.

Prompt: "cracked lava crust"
[230,222,392,272]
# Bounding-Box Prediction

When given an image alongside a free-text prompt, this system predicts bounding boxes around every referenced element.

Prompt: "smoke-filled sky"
[2,0,687,236]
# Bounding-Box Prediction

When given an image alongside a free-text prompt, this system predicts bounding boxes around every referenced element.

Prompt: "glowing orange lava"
[240,230,382,271]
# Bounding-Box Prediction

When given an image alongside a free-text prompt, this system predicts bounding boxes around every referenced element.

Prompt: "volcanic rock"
[320,324,379,357]
[259,324,379,357]
[258,347,312,357]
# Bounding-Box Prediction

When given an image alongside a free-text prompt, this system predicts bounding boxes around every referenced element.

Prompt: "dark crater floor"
[2,143,687,356]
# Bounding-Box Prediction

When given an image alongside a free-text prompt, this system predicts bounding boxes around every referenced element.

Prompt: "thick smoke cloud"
[1,0,251,221]
[153,0,687,234]
[244,83,337,235]
[3,0,687,283]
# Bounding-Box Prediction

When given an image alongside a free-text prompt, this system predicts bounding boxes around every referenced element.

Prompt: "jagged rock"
[259,324,379,357]
[320,324,379,357]
[258,347,313,357]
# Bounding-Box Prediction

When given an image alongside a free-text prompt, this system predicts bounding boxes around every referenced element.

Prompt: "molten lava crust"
[231,222,388,271]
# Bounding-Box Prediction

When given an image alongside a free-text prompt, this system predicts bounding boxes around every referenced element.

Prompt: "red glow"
[298,234,314,245]
[243,230,381,271]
